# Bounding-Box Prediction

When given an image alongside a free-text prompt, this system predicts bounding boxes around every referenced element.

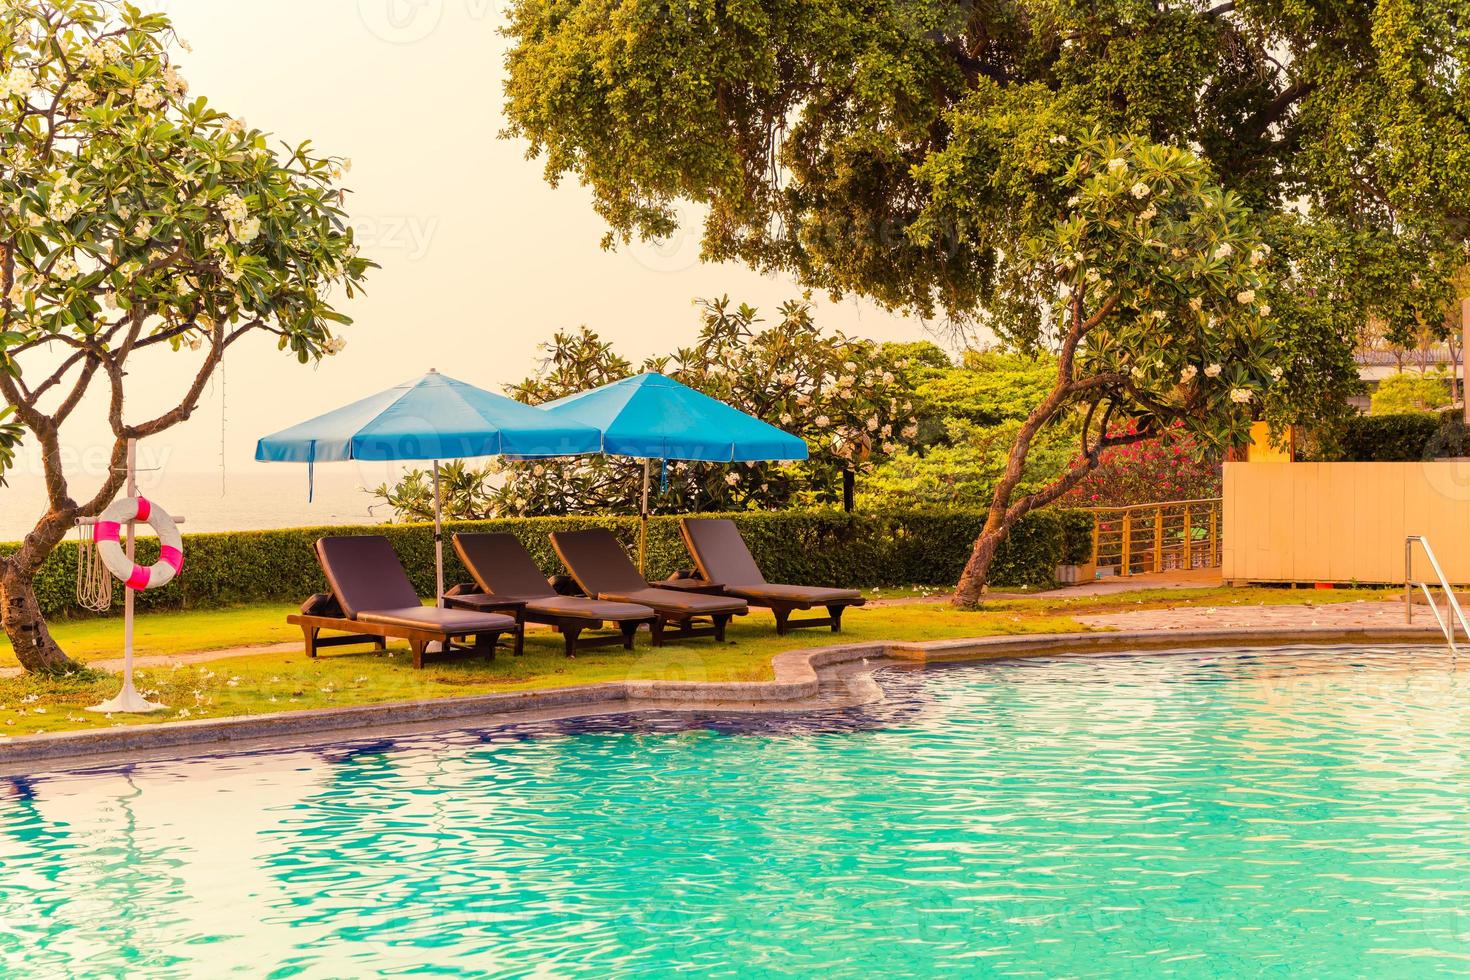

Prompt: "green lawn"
[0,601,1083,738]
[0,585,1396,740]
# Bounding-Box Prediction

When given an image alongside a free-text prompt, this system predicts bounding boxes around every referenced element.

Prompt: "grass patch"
[0,602,1083,738]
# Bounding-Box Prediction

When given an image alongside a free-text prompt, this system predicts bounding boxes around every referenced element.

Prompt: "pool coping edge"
[0,624,1442,769]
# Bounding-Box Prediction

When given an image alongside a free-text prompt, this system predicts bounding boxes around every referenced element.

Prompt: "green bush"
[1368,370,1451,415]
[1335,413,1465,462]
[3,508,1092,620]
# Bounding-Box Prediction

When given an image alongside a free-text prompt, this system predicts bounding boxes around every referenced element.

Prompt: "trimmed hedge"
[1332,411,1470,463]
[3,507,1094,620]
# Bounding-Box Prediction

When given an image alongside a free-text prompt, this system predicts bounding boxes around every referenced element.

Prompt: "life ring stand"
[95,496,184,590]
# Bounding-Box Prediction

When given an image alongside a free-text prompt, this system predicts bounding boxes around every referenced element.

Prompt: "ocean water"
[0,467,396,541]
[2,646,1469,976]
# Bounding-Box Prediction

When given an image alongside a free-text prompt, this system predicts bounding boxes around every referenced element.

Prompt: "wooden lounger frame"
[443,584,646,658]
[288,594,517,669]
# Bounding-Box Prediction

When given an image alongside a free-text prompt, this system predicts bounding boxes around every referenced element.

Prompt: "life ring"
[95,497,183,591]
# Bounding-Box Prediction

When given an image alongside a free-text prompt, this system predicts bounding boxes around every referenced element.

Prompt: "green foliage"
[912,350,1058,429]
[500,0,1470,428]
[6,508,1093,619]
[860,417,1077,509]
[1369,371,1451,415]
[1331,412,1470,463]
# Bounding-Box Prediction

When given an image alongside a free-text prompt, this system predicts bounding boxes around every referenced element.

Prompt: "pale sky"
[8,0,937,495]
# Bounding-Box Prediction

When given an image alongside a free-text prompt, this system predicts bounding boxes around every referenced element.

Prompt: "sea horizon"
[0,466,399,542]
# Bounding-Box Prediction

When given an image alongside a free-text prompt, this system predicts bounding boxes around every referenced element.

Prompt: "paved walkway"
[1075,599,1413,633]
[868,569,1223,607]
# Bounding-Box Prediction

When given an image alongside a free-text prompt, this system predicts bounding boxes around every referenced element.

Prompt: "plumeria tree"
[0,1,370,673]
[950,134,1282,604]
[376,298,920,519]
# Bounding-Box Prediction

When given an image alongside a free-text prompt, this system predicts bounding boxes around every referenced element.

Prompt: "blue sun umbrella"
[257,369,602,602]
[535,372,809,570]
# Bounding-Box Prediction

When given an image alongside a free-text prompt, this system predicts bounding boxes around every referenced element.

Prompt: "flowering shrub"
[1060,432,1222,508]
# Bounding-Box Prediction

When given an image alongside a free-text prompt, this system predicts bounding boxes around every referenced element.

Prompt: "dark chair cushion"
[601,587,748,617]
[453,533,557,599]
[358,606,517,634]
[680,518,767,586]
[723,583,864,606]
[526,597,658,622]
[315,536,421,619]
[550,529,651,596]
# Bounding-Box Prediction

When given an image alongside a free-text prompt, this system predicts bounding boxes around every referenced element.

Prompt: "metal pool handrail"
[1404,535,1470,652]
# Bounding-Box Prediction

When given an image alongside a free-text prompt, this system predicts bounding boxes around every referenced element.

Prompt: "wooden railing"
[1086,498,1222,578]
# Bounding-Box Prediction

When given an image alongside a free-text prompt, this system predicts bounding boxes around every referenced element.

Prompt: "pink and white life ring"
[95,497,184,591]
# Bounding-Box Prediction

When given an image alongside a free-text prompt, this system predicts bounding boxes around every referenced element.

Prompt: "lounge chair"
[678,518,866,635]
[549,528,748,643]
[288,535,520,669]
[449,532,658,657]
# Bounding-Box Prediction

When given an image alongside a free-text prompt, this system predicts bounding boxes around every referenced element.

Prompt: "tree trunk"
[1,559,83,674]
[955,508,1010,606]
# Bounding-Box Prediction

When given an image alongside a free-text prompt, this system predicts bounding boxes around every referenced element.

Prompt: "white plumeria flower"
[1258,304,1272,317]
[1179,365,1198,383]
[1107,157,1128,174]
[1213,242,1234,260]
[814,415,830,427]
[1189,297,1204,312]
[1204,363,1223,378]
[1229,387,1254,404]
[1130,182,1151,198]
[1270,366,1284,381]
[1236,289,1256,304]
[232,216,261,243]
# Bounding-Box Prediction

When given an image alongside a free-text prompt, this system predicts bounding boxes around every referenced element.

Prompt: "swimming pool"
[2,646,1468,977]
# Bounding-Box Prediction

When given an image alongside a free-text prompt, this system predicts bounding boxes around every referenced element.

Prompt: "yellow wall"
[1223,461,1470,584]
[1245,422,1293,463]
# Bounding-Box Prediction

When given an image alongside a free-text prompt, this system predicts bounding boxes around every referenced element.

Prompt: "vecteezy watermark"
[350,215,440,263]
[9,443,176,484]
[623,201,708,276]
[356,0,499,44]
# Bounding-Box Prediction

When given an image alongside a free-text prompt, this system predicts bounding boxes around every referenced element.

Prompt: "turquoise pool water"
[3,646,1470,977]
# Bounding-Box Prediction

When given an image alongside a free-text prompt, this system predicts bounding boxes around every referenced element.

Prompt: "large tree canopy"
[503,0,1468,415]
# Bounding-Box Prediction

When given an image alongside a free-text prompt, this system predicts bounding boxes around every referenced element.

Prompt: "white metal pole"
[433,459,444,607]
[639,458,651,576]
[123,438,136,691]
[87,437,164,713]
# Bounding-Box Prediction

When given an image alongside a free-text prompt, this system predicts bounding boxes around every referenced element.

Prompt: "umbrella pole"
[639,458,651,576]
[433,459,444,608]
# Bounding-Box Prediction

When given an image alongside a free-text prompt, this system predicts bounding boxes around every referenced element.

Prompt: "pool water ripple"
[3,646,1470,976]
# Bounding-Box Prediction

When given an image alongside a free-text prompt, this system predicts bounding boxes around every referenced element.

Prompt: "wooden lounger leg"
[620,620,640,650]
[513,609,526,656]
[651,617,666,647]
[563,625,584,658]
[411,638,428,670]
[773,607,791,636]
[713,613,731,643]
[474,631,497,660]
[301,626,320,658]
[827,604,846,633]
